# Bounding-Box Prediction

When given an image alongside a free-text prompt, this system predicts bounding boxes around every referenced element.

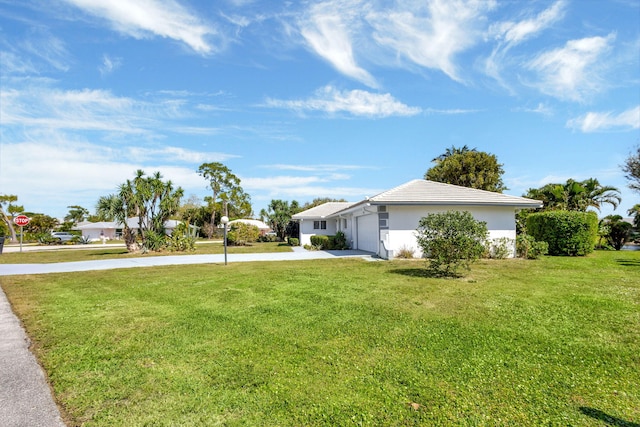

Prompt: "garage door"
[356,214,378,253]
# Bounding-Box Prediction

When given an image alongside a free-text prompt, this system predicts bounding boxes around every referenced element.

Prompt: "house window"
[342,219,347,229]
[313,220,327,230]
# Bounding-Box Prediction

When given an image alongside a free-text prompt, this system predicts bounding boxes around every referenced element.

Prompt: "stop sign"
[14,215,30,227]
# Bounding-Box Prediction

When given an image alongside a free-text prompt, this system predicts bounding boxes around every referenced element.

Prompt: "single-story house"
[292,179,543,259]
[74,218,188,241]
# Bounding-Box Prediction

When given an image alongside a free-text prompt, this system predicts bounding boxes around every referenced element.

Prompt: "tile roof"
[292,180,543,219]
[359,179,542,208]
[292,202,355,219]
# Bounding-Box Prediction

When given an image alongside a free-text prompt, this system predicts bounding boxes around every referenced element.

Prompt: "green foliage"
[287,237,299,246]
[331,231,350,250]
[197,162,251,229]
[308,233,349,250]
[516,234,549,259]
[310,234,330,249]
[0,220,8,236]
[623,145,640,194]
[425,148,507,192]
[65,205,89,225]
[167,223,196,252]
[599,215,632,250]
[527,210,598,256]
[23,213,58,234]
[97,170,183,253]
[262,199,297,241]
[416,210,488,276]
[227,222,260,246]
[525,178,621,212]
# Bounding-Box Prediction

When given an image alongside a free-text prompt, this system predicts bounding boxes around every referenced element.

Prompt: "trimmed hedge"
[310,235,330,249]
[526,210,598,256]
[309,232,349,250]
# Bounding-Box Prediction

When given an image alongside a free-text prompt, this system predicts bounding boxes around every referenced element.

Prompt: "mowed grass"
[0,241,291,264]
[2,251,639,426]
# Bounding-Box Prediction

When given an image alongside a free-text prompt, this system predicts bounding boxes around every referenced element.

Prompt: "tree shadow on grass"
[616,259,640,267]
[390,267,462,279]
[579,407,640,427]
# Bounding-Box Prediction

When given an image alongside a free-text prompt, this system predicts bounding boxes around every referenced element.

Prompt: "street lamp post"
[221,216,229,265]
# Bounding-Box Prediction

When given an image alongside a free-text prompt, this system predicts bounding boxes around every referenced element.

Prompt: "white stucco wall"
[373,205,518,258]
[298,218,340,246]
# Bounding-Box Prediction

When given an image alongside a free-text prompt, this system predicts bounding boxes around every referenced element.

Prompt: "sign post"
[13,215,30,253]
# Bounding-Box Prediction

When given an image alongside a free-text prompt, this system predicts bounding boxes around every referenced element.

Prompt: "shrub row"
[309,231,349,250]
[527,210,598,256]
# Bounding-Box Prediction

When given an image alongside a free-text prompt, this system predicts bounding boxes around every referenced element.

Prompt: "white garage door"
[356,214,378,253]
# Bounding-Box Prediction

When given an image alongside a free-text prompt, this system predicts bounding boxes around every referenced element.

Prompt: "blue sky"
[1,0,639,220]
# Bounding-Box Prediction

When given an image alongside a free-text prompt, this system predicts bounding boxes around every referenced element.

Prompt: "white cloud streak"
[63,0,219,54]
[369,0,495,83]
[567,105,640,132]
[299,0,377,87]
[485,1,565,88]
[266,85,421,117]
[527,34,615,102]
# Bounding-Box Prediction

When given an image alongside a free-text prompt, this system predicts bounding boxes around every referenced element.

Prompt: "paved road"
[0,248,375,426]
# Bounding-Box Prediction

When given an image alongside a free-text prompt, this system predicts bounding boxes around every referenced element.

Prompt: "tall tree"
[525,178,620,212]
[96,170,183,252]
[64,205,89,225]
[263,199,296,241]
[0,194,22,242]
[425,147,507,192]
[197,162,251,231]
[622,146,640,194]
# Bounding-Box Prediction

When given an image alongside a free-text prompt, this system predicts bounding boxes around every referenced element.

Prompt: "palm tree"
[580,178,621,212]
[431,145,477,163]
[95,170,183,253]
[525,178,620,212]
[628,204,640,228]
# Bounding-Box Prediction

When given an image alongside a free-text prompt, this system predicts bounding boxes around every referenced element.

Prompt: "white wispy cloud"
[566,105,640,132]
[513,103,553,115]
[21,31,71,72]
[368,0,495,83]
[485,0,565,86]
[99,54,122,76]
[265,85,421,117]
[63,0,219,54]
[299,0,377,87]
[490,0,565,47]
[527,33,615,102]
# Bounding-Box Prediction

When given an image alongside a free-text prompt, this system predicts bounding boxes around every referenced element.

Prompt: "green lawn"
[0,241,291,264]
[2,251,639,426]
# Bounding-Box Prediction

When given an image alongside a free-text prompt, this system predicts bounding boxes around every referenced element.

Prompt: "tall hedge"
[526,210,598,256]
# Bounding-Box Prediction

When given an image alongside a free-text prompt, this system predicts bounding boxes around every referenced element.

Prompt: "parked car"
[51,232,76,243]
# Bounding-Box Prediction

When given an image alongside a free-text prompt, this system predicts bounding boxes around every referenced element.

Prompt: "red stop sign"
[14,215,30,227]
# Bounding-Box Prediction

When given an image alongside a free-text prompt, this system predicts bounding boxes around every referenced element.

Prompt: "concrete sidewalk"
[0,248,375,276]
[0,248,375,426]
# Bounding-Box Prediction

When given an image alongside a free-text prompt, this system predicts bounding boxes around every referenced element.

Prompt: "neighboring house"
[74,219,187,241]
[292,179,543,259]
[227,219,272,235]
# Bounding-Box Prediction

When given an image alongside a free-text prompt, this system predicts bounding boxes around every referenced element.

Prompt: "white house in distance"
[292,179,543,259]
[74,219,186,241]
